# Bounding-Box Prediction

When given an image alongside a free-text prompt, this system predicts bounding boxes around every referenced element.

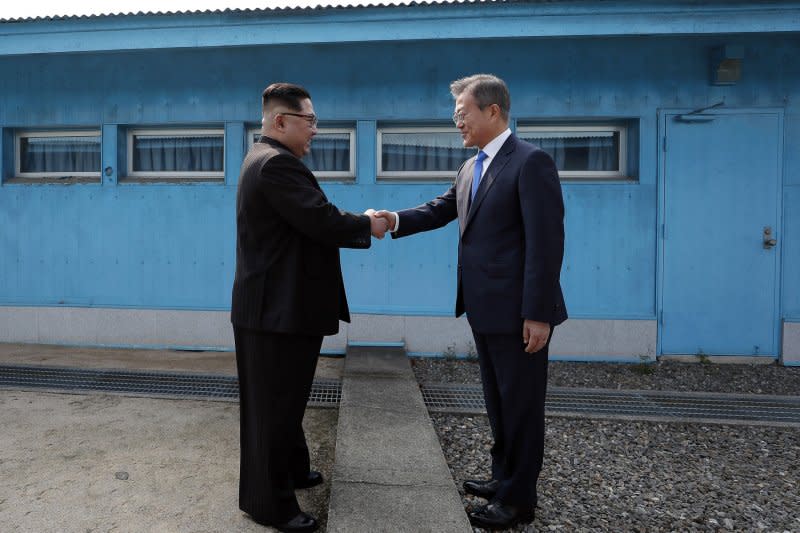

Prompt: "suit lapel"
[457,157,474,234]
[463,135,516,232]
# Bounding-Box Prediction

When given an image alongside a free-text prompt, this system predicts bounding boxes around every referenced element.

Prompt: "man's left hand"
[523,319,550,353]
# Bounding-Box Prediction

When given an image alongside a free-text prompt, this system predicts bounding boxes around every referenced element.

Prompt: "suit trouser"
[233,327,322,524]
[472,328,551,509]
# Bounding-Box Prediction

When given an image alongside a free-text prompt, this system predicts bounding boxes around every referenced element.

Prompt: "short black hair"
[261,83,311,114]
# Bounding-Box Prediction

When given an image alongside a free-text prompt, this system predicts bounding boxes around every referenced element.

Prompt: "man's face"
[454,91,493,149]
[279,98,317,158]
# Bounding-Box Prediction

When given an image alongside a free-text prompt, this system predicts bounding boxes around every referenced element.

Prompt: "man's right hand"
[365,209,389,239]
[374,210,397,232]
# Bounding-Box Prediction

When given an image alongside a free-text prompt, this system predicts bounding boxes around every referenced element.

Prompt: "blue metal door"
[660,110,782,356]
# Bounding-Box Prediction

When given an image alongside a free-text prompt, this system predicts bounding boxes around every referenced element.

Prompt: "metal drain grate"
[0,364,340,406]
[422,384,486,412]
[3,365,798,425]
[421,383,800,426]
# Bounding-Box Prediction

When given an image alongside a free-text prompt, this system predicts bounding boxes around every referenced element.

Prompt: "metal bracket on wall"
[675,101,725,123]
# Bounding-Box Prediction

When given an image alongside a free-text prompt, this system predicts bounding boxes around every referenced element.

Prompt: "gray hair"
[450,74,510,120]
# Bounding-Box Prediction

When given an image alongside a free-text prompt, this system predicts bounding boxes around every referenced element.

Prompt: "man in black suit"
[231,83,388,532]
[376,74,567,530]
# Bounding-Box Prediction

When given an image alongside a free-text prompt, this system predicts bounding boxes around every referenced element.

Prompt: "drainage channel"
[421,383,800,426]
[0,364,341,407]
[3,365,799,426]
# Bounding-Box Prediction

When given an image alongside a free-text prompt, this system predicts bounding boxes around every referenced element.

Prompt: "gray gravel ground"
[412,358,800,396]
[417,358,800,532]
[434,414,800,533]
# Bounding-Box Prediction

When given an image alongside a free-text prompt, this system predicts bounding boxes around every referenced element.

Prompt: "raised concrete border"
[782,322,800,366]
[0,306,670,362]
[327,345,471,532]
[0,306,234,350]
[549,318,656,361]
[659,355,777,364]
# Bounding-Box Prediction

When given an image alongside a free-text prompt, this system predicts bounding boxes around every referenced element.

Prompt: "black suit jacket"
[231,136,371,336]
[394,133,567,334]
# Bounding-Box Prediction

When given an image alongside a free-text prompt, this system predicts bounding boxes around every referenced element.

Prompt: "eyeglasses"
[280,112,318,128]
[453,105,494,125]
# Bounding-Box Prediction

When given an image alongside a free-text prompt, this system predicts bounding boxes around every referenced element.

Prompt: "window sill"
[3,177,101,185]
[119,177,225,184]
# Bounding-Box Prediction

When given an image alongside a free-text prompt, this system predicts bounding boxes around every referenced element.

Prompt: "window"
[249,128,355,179]
[15,130,101,178]
[128,129,224,178]
[377,127,474,180]
[516,125,628,179]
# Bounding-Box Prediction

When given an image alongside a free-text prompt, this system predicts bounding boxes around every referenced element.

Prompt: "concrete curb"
[327,345,471,532]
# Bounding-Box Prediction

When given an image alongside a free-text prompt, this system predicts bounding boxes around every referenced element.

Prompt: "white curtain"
[524,133,617,172]
[21,136,100,173]
[134,135,224,172]
[304,134,350,172]
[382,132,474,172]
[587,136,615,170]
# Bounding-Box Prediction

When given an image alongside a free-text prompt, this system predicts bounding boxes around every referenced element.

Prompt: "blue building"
[1,1,798,365]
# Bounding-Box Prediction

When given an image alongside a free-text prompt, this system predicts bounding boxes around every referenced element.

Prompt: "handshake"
[364,209,396,239]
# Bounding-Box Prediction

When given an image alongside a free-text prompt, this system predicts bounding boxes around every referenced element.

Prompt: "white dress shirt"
[474,127,512,181]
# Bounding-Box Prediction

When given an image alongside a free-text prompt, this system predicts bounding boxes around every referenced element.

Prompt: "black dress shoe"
[294,470,324,489]
[463,479,499,499]
[275,511,319,532]
[468,502,533,530]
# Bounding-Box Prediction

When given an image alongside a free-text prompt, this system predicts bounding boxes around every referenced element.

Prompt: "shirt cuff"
[390,212,400,233]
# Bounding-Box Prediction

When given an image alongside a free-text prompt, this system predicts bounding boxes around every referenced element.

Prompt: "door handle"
[763,227,777,249]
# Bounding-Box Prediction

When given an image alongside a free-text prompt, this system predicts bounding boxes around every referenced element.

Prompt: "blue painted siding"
[784,186,800,319]
[0,184,235,309]
[1,35,798,322]
[784,110,800,320]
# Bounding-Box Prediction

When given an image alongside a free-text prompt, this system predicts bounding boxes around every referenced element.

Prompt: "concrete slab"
[335,381,444,481]
[327,346,471,532]
[0,389,337,532]
[342,345,411,378]
[328,482,469,533]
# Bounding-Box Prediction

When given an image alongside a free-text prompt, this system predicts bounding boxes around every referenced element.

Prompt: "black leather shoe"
[275,511,319,532]
[468,502,533,530]
[294,470,324,489]
[463,479,499,499]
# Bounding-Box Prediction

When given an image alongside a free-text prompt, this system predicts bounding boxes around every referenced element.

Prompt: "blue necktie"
[471,150,488,201]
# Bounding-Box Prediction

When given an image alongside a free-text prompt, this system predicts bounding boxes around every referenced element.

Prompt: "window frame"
[14,129,102,179]
[248,127,356,180]
[126,128,225,179]
[377,126,469,181]
[516,124,628,180]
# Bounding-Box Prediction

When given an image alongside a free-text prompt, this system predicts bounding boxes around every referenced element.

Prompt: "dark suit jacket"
[231,136,371,336]
[394,133,567,334]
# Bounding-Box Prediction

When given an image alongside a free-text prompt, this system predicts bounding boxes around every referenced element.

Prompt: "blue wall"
[1,35,798,320]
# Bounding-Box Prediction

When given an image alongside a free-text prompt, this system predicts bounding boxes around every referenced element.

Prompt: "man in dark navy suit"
[231,83,388,532]
[376,74,567,530]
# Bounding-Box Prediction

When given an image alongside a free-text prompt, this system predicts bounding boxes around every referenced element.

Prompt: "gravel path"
[417,358,800,532]
[433,414,800,532]
[412,358,800,396]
